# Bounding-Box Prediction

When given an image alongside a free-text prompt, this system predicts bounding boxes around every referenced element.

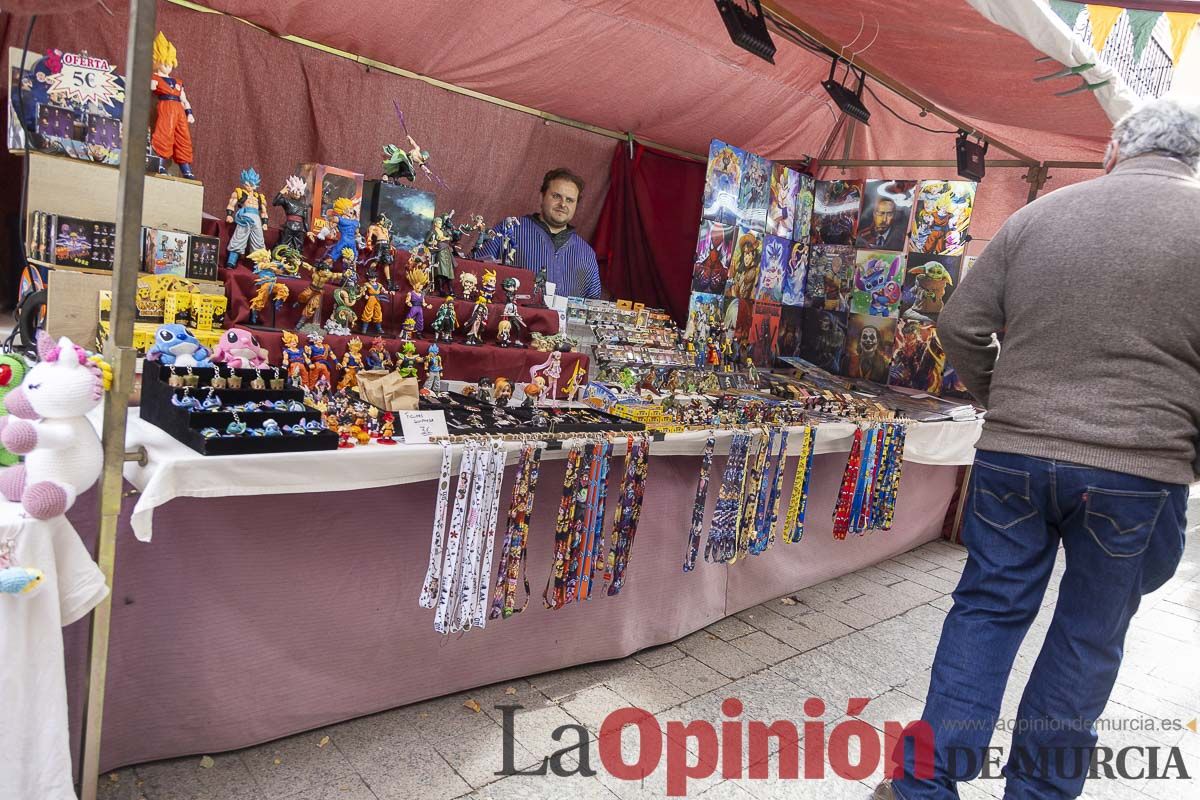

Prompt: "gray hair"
[1111,98,1200,170]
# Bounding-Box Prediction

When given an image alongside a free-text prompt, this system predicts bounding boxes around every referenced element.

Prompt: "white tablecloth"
[114,408,981,542]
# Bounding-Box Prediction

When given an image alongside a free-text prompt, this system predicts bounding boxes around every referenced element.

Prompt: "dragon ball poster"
[702,139,746,226]
[811,179,863,245]
[855,180,915,251]
[781,240,809,307]
[756,235,789,303]
[908,180,976,256]
[901,254,961,318]
[804,244,854,311]
[726,227,763,301]
[749,300,782,368]
[738,152,772,231]
[765,163,800,239]
[793,174,815,242]
[849,250,905,318]
[777,305,805,358]
[799,309,848,375]
[888,316,945,394]
[692,220,737,295]
[846,313,897,384]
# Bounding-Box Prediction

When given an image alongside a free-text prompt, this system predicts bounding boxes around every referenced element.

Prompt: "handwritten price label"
[398,410,448,444]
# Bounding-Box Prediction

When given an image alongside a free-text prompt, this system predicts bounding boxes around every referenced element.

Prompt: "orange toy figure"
[150,33,196,179]
[338,337,366,390]
[296,257,336,330]
[303,332,334,390]
[377,412,397,445]
[246,249,290,326]
[359,270,386,335]
[280,330,309,388]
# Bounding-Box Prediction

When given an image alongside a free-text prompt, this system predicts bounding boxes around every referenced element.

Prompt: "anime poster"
[733,298,756,361]
[726,226,764,301]
[846,313,898,384]
[855,180,916,251]
[781,240,809,306]
[799,309,848,374]
[755,235,789,303]
[738,153,772,231]
[765,163,800,239]
[692,220,737,295]
[811,179,863,245]
[850,250,905,317]
[702,139,746,225]
[888,316,945,394]
[749,300,781,368]
[777,305,805,358]
[686,291,727,341]
[793,175,815,243]
[804,244,855,311]
[908,180,977,256]
[901,254,960,318]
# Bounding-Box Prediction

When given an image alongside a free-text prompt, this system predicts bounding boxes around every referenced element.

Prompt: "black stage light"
[715,0,777,64]
[822,58,871,125]
[956,131,989,181]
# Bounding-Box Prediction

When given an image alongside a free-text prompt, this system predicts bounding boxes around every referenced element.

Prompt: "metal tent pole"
[79,0,157,797]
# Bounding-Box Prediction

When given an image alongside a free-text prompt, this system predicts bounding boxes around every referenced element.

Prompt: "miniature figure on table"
[496,319,514,348]
[329,197,361,270]
[365,337,393,371]
[529,350,563,405]
[493,376,514,407]
[338,337,366,390]
[497,216,521,266]
[396,341,423,378]
[532,266,548,308]
[246,249,290,326]
[326,257,360,335]
[399,318,418,343]
[431,297,458,342]
[564,360,587,402]
[405,263,433,335]
[377,412,397,445]
[272,244,305,278]
[744,357,760,385]
[150,32,196,179]
[501,277,520,305]
[225,168,269,267]
[458,271,478,302]
[273,175,310,252]
[145,323,212,367]
[455,214,487,257]
[382,138,431,184]
[480,269,498,303]
[359,268,387,335]
[426,212,457,296]
[366,214,398,290]
[461,296,490,346]
[295,256,336,332]
[304,332,334,388]
[281,330,309,387]
[307,207,339,256]
[424,343,443,391]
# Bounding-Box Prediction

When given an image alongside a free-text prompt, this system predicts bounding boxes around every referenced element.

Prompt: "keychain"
[0,527,45,597]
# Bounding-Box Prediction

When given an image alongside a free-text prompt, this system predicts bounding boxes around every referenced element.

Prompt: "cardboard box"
[186,234,220,281]
[142,228,190,276]
[298,163,364,229]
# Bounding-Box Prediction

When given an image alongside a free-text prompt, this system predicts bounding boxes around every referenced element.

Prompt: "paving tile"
[632,643,685,669]
[697,780,760,799]
[529,664,608,701]
[601,659,691,713]
[874,560,959,594]
[729,631,800,666]
[434,718,540,790]
[135,753,259,800]
[352,740,471,800]
[772,647,891,703]
[707,615,757,640]
[492,700,591,762]
[676,631,769,680]
[96,769,143,800]
[745,607,842,653]
[239,730,356,800]
[930,595,955,612]
[854,564,906,587]
[891,552,944,573]
[652,655,731,698]
[816,601,883,631]
[467,768,619,800]
[280,777,376,800]
[562,685,632,734]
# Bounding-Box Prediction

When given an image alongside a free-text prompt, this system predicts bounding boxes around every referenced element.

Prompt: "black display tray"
[140,364,338,455]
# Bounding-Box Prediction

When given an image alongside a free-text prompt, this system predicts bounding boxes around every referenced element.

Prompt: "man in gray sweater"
[879,98,1200,800]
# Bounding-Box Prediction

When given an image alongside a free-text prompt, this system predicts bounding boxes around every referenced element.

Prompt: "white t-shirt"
[0,502,109,800]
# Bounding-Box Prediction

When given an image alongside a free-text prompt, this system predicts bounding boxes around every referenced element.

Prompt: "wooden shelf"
[26,256,222,287]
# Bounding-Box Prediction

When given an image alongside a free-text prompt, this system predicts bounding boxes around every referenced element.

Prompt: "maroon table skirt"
[64,452,957,775]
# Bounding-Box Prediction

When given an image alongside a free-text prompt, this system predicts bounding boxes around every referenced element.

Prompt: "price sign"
[398,410,449,444]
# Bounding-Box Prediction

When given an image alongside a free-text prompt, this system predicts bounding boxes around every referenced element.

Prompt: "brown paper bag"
[356,371,420,411]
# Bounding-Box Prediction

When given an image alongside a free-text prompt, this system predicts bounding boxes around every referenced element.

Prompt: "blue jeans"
[892,451,1187,800]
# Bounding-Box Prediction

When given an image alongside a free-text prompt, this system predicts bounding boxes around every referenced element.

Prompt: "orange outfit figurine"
[149,33,196,179]
[338,337,366,390]
[359,270,386,335]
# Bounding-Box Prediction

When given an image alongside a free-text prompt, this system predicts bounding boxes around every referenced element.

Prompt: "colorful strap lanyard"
[419,441,454,609]
[731,430,768,564]
[472,441,508,628]
[706,432,750,564]
[832,427,864,541]
[683,435,716,572]
[607,435,650,595]
[782,426,816,544]
[433,443,479,633]
[491,444,544,619]
[545,444,585,609]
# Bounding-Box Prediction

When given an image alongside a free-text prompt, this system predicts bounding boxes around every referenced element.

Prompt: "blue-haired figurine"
[225,167,270,267]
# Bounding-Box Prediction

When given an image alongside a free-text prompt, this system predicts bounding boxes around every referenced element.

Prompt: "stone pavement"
[100,497,1200,800]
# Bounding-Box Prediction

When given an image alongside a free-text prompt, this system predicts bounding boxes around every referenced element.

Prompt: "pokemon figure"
[144,323,212,367]
[211,328,269,369]
[225,168,269,267]
[150,32,196,179]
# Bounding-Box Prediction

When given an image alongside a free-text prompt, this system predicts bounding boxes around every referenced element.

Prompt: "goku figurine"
[246,249,289,326]
[273,175,310,252]
[281,330,308,387]
[150,32,196,179]
[366,213,397,290]
[338,337,366,390]
[295,256,336,330]
[359,268,386,335]
[303,332,334,389]
[225,168,269,267]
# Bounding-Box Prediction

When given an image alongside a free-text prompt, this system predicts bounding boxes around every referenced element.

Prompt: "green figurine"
[0,353,28,466]
[395,342,422,378]
[325,249,361,336]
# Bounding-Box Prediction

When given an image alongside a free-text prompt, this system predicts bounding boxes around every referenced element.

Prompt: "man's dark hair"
[541,168,585,196]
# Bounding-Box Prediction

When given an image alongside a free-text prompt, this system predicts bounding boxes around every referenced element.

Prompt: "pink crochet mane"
[43,342,106,401]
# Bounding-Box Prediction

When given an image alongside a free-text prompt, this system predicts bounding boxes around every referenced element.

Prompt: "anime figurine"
[295,257,336,331]
[281,330,309,387]
[431,297,458,342]
[377,412,397,445]
[497,217,521,266]
[426,212,456,296]
[304,332,334,388]
[745,357,760,385]
[381,139,431,184]
[454,214,487,257]
[399,317,418,343]
[359,269,386,335]
[493,376,513,407]
[522,377,545,407]
[458,271,478,302]
[273,175,310,252]
[365,337,393,371]
[145,323,212,367]
[325,252,361,335]
[907,262,955,315]
[501,277,520,304]
[496,319,514,348]
[272,244,304,278]
[149,33,196,179]
[225,168,270,267]
[329,197,360,269]
[246,249,290,326]
[480,269,498,303]
[529,351,563,405]
[395,342,422,378]
[212,328,269,369]
[405,263,433,334]
[338,337,365,390]
[532,267,548,307]
[705,338,720,369]
[461,296,490,346]
[564,361,587,402]
[366,213,397,290]
[424,343,443,391]
[307,207,340,254]
[501,300,527,347]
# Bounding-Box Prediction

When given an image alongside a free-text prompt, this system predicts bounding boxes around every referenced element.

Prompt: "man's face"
[541,178,580,228]
[873,199,897,231]
[861,326,879,353]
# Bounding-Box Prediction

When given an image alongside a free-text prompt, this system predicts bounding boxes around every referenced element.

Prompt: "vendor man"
[478,167,602,299]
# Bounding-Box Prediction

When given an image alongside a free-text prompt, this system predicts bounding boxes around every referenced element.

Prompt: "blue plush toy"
[0,566,44,595]
[145,324,213,367]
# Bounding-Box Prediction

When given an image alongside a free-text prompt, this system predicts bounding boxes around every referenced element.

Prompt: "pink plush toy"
[0,332,108,519]
[211,328,269,369]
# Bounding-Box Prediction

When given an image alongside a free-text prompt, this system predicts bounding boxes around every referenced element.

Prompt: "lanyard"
[434,444,478,632]
[783,426,816,544]
[419,442,454,609]
[683,436,716,572]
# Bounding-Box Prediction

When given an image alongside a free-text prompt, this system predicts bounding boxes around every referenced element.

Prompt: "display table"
[64,412,981,774]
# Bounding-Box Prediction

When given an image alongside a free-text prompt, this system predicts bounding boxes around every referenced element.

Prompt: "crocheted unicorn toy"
[0,333,109,519]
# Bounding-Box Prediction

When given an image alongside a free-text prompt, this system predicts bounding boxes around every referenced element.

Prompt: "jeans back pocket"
[973,460,1037,530]
[1084,487,1167,558]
